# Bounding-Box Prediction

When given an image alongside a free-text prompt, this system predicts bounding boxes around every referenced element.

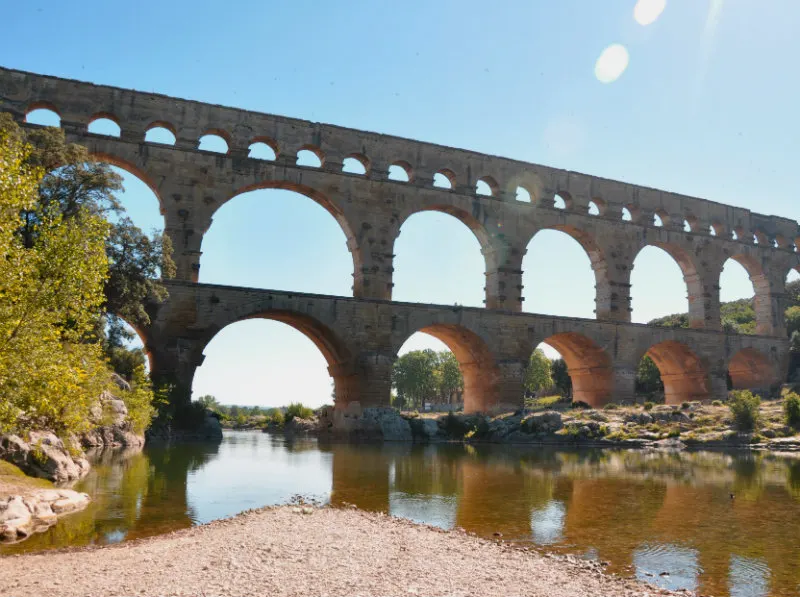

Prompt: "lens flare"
[594,44,629,83]
[634,0,667,25]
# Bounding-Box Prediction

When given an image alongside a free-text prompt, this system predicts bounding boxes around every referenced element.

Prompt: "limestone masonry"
[1,66,796,411]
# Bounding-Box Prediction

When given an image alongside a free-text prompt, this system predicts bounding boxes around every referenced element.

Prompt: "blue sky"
[7,0,800,407]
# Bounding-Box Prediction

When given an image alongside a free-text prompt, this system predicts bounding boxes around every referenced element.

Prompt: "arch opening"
[728,348,775,392]
[193,316,349,409]
[198,133,229,154]
[144,124,176,145]
[248,141,277,161]
[516,186,532,203]
[25,107,61,127]
[622,207,633,222]
[104,314,152,378]
[719,257,760,334]
[395,326,496,413]
[342,155,368,175]
[631,244,693,325]
[641,341,709,405]
[553,194,568,210]
[297,146,323,168]
[588,199,605,216]
[475,176,498,197]
[525,343,571,406]
[522,227,599,318]
[88,116,121,137]
[538,333,612,408]
[393,209,488,307]
[201,185,354,295]
[388,161,412,182]
[433,170,455,190]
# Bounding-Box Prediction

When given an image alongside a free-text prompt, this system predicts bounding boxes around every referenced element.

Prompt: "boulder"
[0,489,89,542]
[328,405,412,441]
[0,432,89,484]
[522,411,563,434]
[284,416,318,434]
[625,412,653,425]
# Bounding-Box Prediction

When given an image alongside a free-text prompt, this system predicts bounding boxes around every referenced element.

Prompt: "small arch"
[728,348,775,392]
[622,206,633,222]
[553,193,570,210]
[248,140,277,161]
[198,131,230,154]
[684,216,698,233]
[297,146,324,168]
[642,341,709,405]
[145,122,177,145]
[25,103,61,127]
[433,169,456,190]
[475,176,499,197]
[516,186,532,203]
[653,209,668,227]
[709,223,721,237]
[342,154,369,175]
[388,161,412,182]
[87,114,121,137]
[398,324,498,414]
[753,230,768,246]
[588,199,606,216]
[540,333,613,407]
[731,227,743,241]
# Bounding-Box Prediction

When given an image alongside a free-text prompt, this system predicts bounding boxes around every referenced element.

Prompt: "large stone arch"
[539,332,613,407]
[204,179,361,294]
[638,340,710,404]
[89,151,166,217]
[728,347,776,392]
[724,254,781,336]
[197,309,357,405]
[523,224,605,318]
[393,322,500,414]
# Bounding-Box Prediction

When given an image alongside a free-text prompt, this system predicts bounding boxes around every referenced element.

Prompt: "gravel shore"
[0,506,690,597]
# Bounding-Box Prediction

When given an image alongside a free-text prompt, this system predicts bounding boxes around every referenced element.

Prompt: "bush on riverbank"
[285,403,315,422]
[728,390,761,431]
[784,392,800,428]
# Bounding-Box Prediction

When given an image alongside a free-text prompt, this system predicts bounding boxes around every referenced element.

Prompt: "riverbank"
[0,505,691,597]
[0,462,89,542]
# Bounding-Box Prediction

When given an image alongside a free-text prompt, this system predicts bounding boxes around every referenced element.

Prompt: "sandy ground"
[0,506,691,597]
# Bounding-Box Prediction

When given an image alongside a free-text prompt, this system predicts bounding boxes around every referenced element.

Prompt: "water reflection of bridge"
[328,446,800,597]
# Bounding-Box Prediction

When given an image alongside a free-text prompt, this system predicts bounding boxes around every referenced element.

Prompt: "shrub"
[667,428,681,438]
[643,401,654,411]
[712,400,723,407]
[285,402,314,422]
[680,402,691,410]
[784,392,800,428]
[570,400,592,410]
[728,390,761,432]
[603,403,619,411]
[265,409,285,428]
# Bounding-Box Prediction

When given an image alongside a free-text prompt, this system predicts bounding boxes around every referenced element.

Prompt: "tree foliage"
[635,356,663,396]
[392,349,464,409]
[525,349,553,394]
[0,116,112,435]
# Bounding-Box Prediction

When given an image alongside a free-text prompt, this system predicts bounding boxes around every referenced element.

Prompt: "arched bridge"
[1,67,796,410]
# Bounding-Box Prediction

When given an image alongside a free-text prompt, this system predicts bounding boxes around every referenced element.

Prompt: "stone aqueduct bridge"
[2,67,799,411]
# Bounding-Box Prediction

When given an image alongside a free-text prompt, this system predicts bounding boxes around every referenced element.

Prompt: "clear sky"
[6,0,800,407]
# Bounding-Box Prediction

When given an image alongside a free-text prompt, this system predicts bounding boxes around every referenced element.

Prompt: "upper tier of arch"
[2,65,798,248]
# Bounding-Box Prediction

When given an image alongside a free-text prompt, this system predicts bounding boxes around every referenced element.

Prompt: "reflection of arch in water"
[329,444,392,512]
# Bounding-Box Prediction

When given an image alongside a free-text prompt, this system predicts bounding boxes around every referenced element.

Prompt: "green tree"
[636,356,663,396]
[196,395,220,410]
[551,358,572,397]
[525,349,553,394]
[0,116,112,435]
[434,351,463,404]
[392,349,439,409]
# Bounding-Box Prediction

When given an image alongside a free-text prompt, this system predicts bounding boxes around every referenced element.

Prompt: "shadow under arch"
[728,347,776,391]
[397,324,498,413]
[641,340,709,404]
[541,332,612,407]
[198,309,355,404]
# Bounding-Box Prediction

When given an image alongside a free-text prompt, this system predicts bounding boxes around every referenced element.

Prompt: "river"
[2,431,799,596]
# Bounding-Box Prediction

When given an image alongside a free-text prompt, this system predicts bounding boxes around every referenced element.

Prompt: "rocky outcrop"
[323,403,412,441]
[0,489,89,542]
[283,416,318,435]
[81,390,144,449]
[0,432,90,484]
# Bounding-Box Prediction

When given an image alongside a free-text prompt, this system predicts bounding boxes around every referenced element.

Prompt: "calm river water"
[2,431,799,596]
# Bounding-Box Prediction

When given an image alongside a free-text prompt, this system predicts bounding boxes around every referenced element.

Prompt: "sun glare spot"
[634,0,667,26]
[594,44,630,84]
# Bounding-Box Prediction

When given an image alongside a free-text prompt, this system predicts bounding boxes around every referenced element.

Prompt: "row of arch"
[21,104,796,251]
[184,310,777,413]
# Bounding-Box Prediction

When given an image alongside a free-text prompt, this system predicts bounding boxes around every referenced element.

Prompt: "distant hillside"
[649,279,800,336]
